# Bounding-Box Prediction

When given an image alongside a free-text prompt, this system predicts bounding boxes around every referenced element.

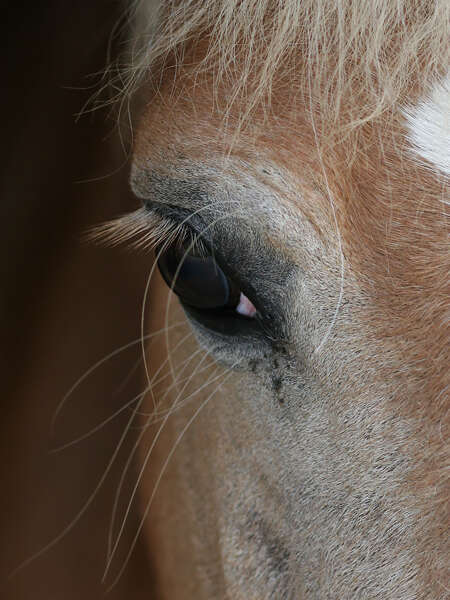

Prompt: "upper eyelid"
[141,209,214,261]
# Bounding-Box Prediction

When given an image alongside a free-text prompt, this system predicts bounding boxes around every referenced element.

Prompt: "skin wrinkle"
[122,6,449,600]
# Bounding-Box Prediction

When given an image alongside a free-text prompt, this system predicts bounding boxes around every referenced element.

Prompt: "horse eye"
[157,240,242,311]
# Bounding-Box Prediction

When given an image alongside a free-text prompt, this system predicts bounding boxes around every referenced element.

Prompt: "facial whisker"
[50,323,184,441]
[104,364,244,593]
[104,347,213,577]
[106,328,196,561]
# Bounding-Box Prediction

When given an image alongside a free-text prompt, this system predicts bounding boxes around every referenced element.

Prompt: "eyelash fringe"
[86,207,208,256]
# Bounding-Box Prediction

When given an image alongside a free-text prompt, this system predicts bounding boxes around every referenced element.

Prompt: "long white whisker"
[51,337,200,453]
[98,200,247,577]
[9,369,148,580]
[50,323,184,435]
[138,359,218,422]
[51,355,149,452]
[110,354,144,400]
[140,199,242,403]
[307,71,345,355]
[133,347,207,420]
[106,334,201,561]
[140,264,159,413]
[50,391,144,453]
[161,200,246,394]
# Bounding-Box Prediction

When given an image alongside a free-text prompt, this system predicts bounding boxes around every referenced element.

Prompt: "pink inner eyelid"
[236,292,257,318]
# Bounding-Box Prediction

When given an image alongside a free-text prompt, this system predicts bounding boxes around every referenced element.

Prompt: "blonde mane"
[121,0,449,143]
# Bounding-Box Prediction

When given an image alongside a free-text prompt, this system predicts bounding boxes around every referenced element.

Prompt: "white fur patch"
[404,74,450,178]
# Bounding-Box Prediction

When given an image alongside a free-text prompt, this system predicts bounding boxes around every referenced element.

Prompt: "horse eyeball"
[157,241,245,312]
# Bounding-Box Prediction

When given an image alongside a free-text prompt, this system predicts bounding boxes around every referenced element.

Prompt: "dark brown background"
[1,2,154,597]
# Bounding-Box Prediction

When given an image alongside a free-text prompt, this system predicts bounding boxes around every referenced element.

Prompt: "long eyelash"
[86,207,208,256]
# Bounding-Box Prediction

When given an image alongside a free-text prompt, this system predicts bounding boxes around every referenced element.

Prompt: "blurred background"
[1,2,155,597]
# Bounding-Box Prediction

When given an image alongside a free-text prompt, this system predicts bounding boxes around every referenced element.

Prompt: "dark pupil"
[157,241,240,310]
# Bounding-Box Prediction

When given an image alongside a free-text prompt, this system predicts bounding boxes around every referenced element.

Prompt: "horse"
[6,1,447,598]
[95,0,449,597]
